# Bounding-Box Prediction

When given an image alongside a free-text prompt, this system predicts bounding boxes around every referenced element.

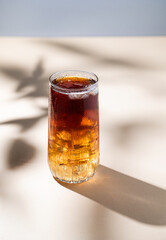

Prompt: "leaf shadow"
[1,59,48,168]
[7,139,36,169]
[37,39,151,70]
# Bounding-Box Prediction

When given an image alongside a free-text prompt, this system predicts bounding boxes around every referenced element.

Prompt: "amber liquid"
[48,76,99,183]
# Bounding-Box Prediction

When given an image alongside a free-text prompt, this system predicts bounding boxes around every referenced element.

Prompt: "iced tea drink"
[48,70,99,183]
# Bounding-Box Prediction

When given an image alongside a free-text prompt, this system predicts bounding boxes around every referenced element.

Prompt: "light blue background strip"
[0,0,165,36]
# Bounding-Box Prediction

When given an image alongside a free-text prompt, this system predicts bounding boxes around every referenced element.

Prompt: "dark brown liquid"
[54,77,96,89]
[48,77,99,183]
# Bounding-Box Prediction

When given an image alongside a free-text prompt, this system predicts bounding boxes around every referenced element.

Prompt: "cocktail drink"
[48,70,99,183]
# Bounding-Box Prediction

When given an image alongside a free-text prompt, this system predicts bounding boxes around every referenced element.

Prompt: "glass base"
[53,172,95,184]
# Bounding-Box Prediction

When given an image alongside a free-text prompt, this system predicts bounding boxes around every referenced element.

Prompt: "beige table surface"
[0,37,166,240]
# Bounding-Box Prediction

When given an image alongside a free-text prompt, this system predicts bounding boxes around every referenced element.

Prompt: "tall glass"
[48,70,99,183]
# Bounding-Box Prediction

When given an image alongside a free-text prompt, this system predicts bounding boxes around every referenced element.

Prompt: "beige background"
[0,37,166,240]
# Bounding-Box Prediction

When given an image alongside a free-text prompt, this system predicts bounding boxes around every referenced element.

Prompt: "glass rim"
[49,70,98,94]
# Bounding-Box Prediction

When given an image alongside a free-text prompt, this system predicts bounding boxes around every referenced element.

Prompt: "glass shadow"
[58,164,166,225]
